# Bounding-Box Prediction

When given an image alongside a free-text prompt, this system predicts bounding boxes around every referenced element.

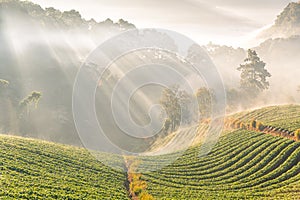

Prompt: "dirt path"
[123,156,154,200]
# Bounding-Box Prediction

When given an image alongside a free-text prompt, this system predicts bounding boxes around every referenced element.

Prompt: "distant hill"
[1,0,300,146]
[203,43,246,88]
[0,0,135,145]
[260,2,300,39]
[0,0,135,31]
[203,3,300,104]
[253,35,300,101]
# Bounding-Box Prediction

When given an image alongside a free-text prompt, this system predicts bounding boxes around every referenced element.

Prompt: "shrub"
[139,191,155,200]
[240,122,247,129]
[133,185,143,196]
[250,120,257,129]
[256,122,265,131]
[234,120,242,129]
[295,129,300,141]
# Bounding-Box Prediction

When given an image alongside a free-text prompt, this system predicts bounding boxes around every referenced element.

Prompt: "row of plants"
[158,130,264,169]
[226,113,300,141]
[0,135,130,199]
[231,105,300,132]
[140,129,300,199]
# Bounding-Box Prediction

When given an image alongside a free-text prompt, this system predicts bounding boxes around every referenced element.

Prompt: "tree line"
[160,49,273,134]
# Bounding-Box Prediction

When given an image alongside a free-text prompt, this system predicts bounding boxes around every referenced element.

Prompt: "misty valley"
[0,0,300,199]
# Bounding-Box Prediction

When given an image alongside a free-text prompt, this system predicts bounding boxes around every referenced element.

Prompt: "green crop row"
[141,128,300,199]
[0,136,130,200]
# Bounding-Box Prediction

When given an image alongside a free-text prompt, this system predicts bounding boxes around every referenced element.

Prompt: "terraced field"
[0,136,129,199]
[141,130,300,199]
[231,104,300,132]
[1,105,300,199]
[136,105,300,199]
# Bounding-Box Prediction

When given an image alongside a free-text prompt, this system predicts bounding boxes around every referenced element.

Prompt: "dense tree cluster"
[0,0,135,31]
[160,85,215,134]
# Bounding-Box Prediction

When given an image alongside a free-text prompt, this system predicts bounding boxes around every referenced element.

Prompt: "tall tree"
[18,91,42,135]
[196,87,215,119]
[237,49,271,98]
[19,91,42,112]
[160,85,191,133]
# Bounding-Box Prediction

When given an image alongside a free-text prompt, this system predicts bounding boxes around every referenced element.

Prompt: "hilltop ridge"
[260,2,300,39]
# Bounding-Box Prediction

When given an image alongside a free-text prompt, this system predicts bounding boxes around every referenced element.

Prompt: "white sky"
[28,0,297,48]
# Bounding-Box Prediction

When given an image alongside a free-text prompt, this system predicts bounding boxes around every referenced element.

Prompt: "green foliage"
[230,105,300,132]
[140,106,300,199]
[126,158,154,200]
[139,191,155,200]
[237,49,271,98]
[140,130,300,199]
[1,105,300,199]
[0,135,129,199]
[250,119,257,129]
[160,85,192,133]
[256,121,265,131]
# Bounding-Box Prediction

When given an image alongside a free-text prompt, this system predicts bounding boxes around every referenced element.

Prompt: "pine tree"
[238,49,271,97]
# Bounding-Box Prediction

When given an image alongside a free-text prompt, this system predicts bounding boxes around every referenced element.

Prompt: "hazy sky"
[29,0,297,47]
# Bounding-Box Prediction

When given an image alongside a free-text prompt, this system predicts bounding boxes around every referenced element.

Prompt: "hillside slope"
[260,2,300,39]
[139,105,300,199]
[0,0,135,146]
[141,130,300,199]
[231,104,300,132]
[0,135,129,199]
[1,105,300,199]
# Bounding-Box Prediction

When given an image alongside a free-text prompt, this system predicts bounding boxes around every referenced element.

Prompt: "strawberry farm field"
[0,105,300,199]
[0,136,129,199]
[141,130,300,199]
[231,105,300,132]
